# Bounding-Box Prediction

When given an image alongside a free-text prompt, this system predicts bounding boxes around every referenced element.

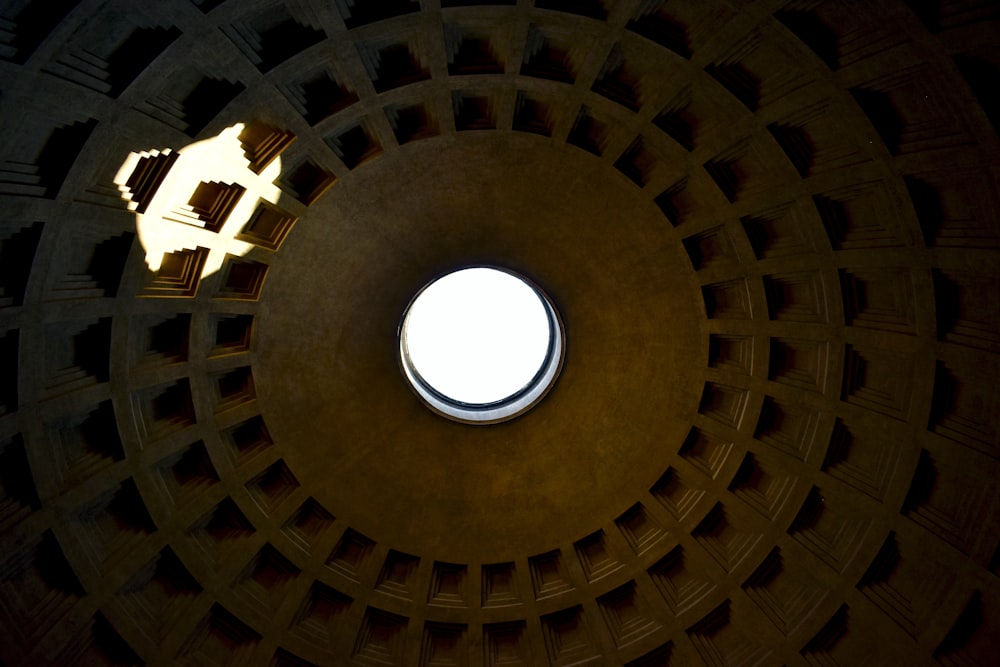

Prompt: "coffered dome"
[0,0,998,665]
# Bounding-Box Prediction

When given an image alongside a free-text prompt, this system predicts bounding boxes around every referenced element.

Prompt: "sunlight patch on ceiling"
[113,123,283,278]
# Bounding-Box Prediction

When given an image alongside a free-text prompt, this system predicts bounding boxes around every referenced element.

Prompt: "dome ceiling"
[0,0,998,665]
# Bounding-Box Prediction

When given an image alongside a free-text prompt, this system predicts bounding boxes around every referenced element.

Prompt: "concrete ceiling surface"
[0,0,997,665]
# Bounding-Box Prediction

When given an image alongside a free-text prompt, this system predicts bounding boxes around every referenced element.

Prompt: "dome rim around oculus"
[398,265,565,424]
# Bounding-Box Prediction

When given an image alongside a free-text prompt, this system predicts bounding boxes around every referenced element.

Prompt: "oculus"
[399,267,564,424]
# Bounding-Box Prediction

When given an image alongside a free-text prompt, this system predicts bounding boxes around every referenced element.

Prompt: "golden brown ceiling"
[0,0,998,665]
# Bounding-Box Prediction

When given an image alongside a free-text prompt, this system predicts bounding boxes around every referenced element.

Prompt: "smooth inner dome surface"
[403,268,551,405]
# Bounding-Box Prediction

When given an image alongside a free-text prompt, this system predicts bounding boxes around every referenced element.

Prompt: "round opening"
[399,267,564,424]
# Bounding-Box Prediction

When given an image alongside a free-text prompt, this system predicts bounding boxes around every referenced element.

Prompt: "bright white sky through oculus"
[403,268,551,405]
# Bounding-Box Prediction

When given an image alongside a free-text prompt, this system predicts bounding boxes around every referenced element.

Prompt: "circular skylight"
[399,267,564,423]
